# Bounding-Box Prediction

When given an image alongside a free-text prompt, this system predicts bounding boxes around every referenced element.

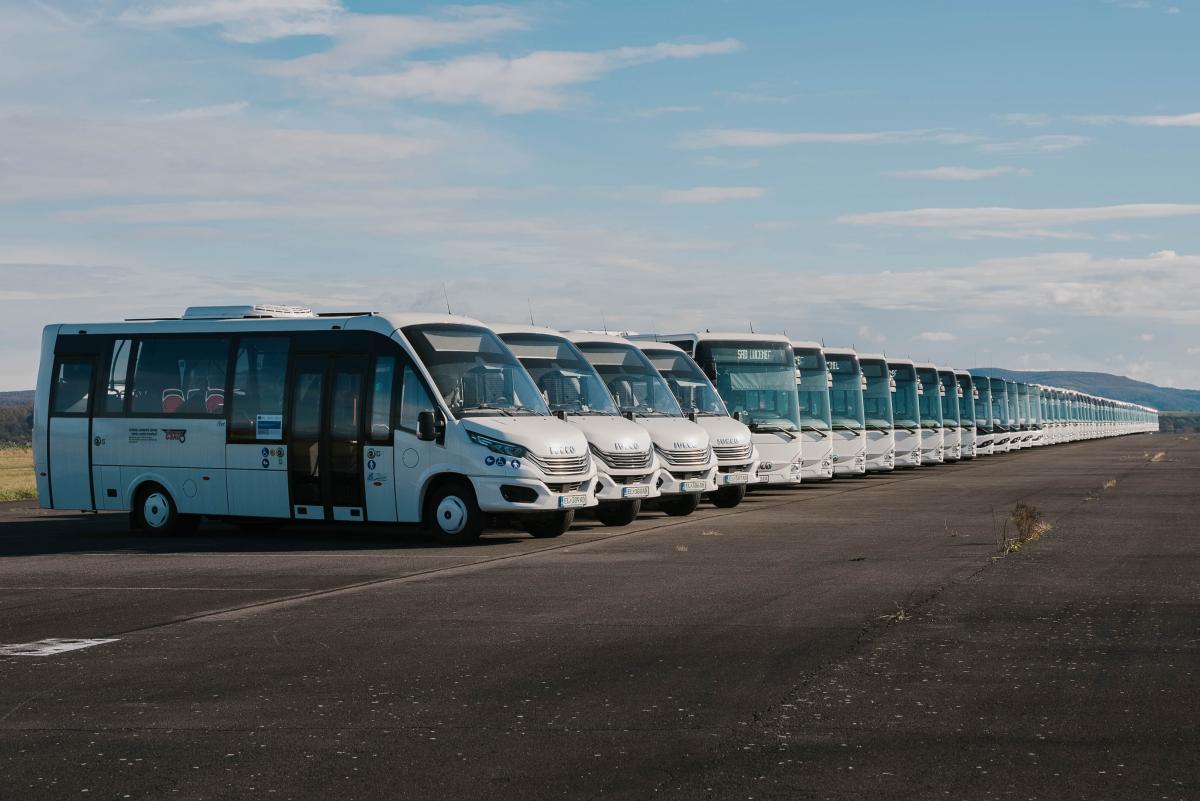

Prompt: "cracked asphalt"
[1,432,1195,800]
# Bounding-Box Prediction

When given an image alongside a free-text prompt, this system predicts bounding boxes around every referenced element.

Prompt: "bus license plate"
[622,485,650,498]
[723,473,750,485]
[680,480,707,493]
[559,493,588,509]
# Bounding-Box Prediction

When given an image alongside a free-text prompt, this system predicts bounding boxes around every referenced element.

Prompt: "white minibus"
[822,347,867,477]
[857,353,896,472]
[887,358,922,468]
[632,333,803,487]
[567,332,717,516]
[495,325,659,526]
[792,341,835,480]
[915,363,945,464]
[632,341,758,508]
[33,305,598,544]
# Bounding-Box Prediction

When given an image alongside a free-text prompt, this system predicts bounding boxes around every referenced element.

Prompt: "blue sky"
[2,0,1199,390]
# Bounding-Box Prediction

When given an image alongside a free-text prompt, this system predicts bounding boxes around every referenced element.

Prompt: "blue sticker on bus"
[262,447,270,458]
[510,459,520,469]
[495,457,506,468]
[484,455,495,466]
[367,459,376,470]
[261,458,270,469]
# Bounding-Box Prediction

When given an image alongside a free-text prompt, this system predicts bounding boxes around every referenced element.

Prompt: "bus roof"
[856,352,887,362]
[790,340,823,351]
[822,346,859,358]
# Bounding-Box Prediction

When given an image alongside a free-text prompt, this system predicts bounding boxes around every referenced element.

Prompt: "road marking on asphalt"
[0,586,314,591]
[0,638,119,657]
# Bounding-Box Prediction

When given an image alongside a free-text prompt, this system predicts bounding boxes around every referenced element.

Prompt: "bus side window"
[130,337,229,416]
[230,337,290,440]
[398,365,434,432]
[368,356,396,441]
[103,339,133,414]
[51,359,94,415]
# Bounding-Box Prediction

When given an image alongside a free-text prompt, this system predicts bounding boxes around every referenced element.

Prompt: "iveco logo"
[548,445,577,455]
[673,441,697,449]
[714,437,742,445]
[613,441,638,450]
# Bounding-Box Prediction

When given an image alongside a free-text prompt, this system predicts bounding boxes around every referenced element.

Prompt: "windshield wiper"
[866,424,891,432]
[750,424,797,440]
[896,426,918,434]
[459,404,515,417]
[804,427,829,438]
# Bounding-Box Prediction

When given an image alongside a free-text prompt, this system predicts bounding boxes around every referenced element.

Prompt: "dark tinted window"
[130,337,229,416]
[103,339,133,414]
[230,337,289,440]
[368,356,396,441]
[51,360,94,415]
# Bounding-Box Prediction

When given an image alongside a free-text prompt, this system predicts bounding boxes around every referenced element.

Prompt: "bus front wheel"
[595,499,641,527]
[523,510,575,538]
[659,493,700,517]
[707,484,746,508]
[132,484,199,536]
[426,480,485,545]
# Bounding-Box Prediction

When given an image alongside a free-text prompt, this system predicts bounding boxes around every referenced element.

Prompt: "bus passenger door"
[391,363,441,524]
[288,353,369,522]
[47,356,97,510]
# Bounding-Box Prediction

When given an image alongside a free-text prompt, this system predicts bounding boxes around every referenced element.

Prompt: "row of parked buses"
[33,306,1159,544]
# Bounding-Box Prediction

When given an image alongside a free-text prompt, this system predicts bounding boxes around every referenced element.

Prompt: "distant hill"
[971,369,1200,413]
[0,390,34,407]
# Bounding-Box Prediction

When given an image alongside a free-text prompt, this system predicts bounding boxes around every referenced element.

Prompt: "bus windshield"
[957,375,975,426]
[696,341,801,433]
[402,324,549,418]
[643,348,728,417]
[860,360,893,429]
[827,355,865,429]
[917,368,943,429]
[500,333,618,416]
[889,364,920,430]
[575,342,683,417]
[795,349,832,431]
[973,377,993,433]
[939,371,961,426]
[989,378,1008,430]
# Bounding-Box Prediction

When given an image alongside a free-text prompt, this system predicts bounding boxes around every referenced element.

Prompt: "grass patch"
[0,446,37,501]
[996,502,1052,556]
[879,604,911,623]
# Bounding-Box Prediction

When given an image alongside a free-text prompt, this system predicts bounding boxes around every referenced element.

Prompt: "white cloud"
[993,113,1050,127]
[120,0,342,43]
[916,331,957,342]
[951,228,1093,241]
[838,203,1200,229]
[659,186,766,204]
[1071,111,1200,127]
[1138,332,1155,342]
[978,134,1088,154]
[631,105,701,117]
[156,101,250,120]
[884,166,1031,181]
[303,39,742,113]
[675,128,976,149]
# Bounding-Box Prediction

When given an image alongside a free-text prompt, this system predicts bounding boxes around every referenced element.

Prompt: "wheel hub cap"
[143,492,170,528]
[436,496,468,534]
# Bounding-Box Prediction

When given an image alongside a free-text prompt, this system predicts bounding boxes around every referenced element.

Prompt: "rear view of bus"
[887,358,922,468]
[858,353,895,472]
[793,341,835,480]
[937,367,962,462]
[823,347,867,476]
[915,363,945,464]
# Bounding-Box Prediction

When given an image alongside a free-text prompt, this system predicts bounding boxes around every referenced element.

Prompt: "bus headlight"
[466,429,527,459]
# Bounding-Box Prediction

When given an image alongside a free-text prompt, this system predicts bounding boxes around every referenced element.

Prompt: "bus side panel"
[93,418,229,515]
[226,443,290,519]
[33,325,59,507]
[48,417,93,510]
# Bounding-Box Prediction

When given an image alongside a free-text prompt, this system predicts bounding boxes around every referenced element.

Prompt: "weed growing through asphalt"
[879,604,911,623]
[1103,479,1117,490]
[700,530,722,537]
[674,544,689,552]
[1150,451,1167,463]
[996,502,1052,556]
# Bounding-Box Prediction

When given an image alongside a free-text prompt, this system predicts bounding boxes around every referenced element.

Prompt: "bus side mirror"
[417,410,440,442]
[732,410,743,422]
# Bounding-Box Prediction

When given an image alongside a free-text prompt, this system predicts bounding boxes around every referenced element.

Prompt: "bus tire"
[595,499,640,527]
[659,493,700,517]
[426,480,485,545]
[707,484,746,508]
[132,483,199,536]
[523,510,575,538]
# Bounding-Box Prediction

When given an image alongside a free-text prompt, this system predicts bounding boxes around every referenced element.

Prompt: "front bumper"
[656,464,718,496]
[472,475,598,513]
[593,469,660,503]
[755,460,803,486]
[832,450,867,476]
[865,448,895,472]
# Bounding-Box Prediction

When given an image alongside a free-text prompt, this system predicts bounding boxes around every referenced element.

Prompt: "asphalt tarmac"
[1,433,1195,800]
